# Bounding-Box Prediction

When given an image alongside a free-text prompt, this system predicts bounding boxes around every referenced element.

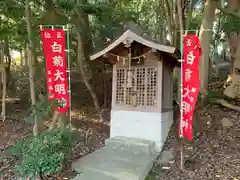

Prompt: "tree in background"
[1,0,240,178]
[221,0,240,99]
[199,0,216,101]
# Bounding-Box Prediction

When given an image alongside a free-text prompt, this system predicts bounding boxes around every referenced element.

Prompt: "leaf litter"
[150,104,240,180]
[1,103,240,179]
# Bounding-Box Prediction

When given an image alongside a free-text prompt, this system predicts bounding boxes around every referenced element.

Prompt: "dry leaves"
[0,110,107,180]
[152,104,240,180]
[1,98,240,180]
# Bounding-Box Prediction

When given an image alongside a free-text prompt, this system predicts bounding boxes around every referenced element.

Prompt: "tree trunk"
[185,0,195,30]
[1,69,7,121]
[77,0,94,55]
[75,0,100,111]
[3,38,12,92]
[42,0,70,130]
[199,0,216,99]
[25,0,39,136]
[164,0,174,44]
[20,49,23,66]
[42,0,68,24]
[28,48,39,135]
[173,0,181,46]
[175,0,185,105]
[49,110,61,130]
[76,29,100,111]
[76,0,101,97]
[0,44,6,121]
[3,38,11,76]
[24,45,28,66]
[223,0,240,98]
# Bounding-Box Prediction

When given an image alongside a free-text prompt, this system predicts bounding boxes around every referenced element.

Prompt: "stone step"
[72,146,158,180]
[105,136,156,155]
[73,171,119,180]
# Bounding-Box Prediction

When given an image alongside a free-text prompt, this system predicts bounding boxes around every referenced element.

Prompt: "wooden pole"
[177,0,184,170]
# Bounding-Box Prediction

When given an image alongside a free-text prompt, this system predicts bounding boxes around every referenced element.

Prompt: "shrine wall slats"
[112,51,164,112]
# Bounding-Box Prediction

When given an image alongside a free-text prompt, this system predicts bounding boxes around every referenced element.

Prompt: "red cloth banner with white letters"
[40,28,69,113]
[180,34,202,141]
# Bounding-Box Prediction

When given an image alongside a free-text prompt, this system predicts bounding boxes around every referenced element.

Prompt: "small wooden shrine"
[90,29,180,152]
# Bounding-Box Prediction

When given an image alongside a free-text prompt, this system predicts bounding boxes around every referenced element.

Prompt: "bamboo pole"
[65,24,72,125]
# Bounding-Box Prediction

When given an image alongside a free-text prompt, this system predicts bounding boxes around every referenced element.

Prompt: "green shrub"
[207,91,222,99]
[145,171,158,180]
[6,128,78,178]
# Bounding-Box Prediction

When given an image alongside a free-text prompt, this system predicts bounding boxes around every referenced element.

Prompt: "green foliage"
[207,90,222,99]
[55,0,76,10]
[189,12,202,30]
[90,0,140,49]
[145,171,158,180]
[24,94,69,122]
[221,14,240,34]
[6,129,78,178]
[24,94,54,122]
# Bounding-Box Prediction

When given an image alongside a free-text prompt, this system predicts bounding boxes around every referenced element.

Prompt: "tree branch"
[182,0,190,11]
[209,98,240,112]
[35,0,43,6]
[74,3,108,15]
[217,3,240,18]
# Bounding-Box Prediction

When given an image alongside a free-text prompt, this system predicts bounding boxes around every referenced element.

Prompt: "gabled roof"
[90,29,178,61]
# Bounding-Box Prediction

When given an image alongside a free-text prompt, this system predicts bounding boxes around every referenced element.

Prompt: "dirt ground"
[153,104,240,180]
[0,99,240,180]
[0,98,109,180]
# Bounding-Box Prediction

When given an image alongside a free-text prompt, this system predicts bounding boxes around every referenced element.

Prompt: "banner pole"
[40,24,72,124]
[65,24,72,125]
[179,28,205,170]
[180,31,184,170]
[179,29,202,171]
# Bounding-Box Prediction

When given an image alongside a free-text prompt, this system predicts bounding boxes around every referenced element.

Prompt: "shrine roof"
[90,29,180,62]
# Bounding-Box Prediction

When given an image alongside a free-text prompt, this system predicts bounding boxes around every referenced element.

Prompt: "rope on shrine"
[106,50,150,61]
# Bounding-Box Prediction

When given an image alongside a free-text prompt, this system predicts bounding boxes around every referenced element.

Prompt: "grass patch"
[145,171,158,180]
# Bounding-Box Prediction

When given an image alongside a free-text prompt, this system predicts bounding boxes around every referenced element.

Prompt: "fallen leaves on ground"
[152,104,240,180]
[0,105,108,180]
[1,102,240,180]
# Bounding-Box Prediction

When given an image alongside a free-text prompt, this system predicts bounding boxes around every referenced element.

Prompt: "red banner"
[40,28,69,113]
[180,34,202,141]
